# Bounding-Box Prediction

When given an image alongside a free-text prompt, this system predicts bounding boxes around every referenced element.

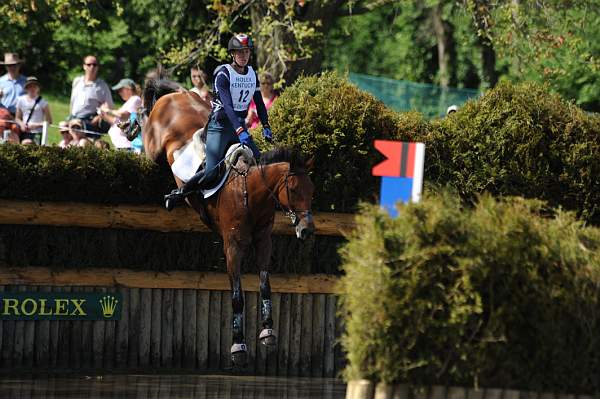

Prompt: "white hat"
[446,105,458,115]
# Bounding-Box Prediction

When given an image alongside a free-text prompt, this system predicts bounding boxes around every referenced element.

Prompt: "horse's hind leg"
[255,229,277,347]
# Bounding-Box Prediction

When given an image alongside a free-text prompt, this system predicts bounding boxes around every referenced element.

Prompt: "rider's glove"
[263,127,273,142]
[238,129,252,146]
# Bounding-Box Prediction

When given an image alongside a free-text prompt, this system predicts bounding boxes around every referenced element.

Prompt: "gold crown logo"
[99,295,118,318]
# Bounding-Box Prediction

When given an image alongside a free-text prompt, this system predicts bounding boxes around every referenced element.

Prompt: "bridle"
[258,163,312,227]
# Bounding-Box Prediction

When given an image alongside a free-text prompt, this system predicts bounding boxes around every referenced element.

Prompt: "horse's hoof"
[259,328,277,347]
[231,343,248,367]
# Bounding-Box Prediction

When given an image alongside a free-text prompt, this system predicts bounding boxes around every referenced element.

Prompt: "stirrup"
[164,188,185,211]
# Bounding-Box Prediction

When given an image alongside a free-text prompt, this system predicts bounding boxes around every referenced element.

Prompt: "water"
[0,374,347,398]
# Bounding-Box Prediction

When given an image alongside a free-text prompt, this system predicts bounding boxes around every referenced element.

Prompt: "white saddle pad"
[171,132,255,199]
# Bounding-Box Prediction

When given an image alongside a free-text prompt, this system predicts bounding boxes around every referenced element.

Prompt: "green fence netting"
[349,72,480,119]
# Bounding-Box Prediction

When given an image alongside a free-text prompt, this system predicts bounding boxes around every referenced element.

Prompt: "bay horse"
[140,79,315,367]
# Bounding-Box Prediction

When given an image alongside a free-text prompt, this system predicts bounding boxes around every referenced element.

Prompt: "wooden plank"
[220,291,233,370]
[49,286,61,368]
[13,285,27,368]
[288,293,303,376]
[277,293,291,377]
[92,287,106,369]
[334,296,345,374]
[0,199,355,236]
[35,286,51,367]
[151,288,163,368]
[323,294,336,378]
[0,267,340,294]
[161,289,173,368]
[128,288,140,369]
[208,291,221,370]
[299,293,313,377]
[311,293,326,377]
[244,291,258,374]
[24,285,37,368]
[69,286,82,369]
[103,287,117,370]
[182,289,197,368]
[81,286,94,368]
[173,289,184,368]
[430,385,446,399]
[114,287,129,369]
[57,286,71,370]
[138,288,152,368]
[196,290,210,370]
[266,293,281,376]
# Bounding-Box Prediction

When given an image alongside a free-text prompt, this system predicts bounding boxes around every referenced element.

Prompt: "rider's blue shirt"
[213,64,269,132]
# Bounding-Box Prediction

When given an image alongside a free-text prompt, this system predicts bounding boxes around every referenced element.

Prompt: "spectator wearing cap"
[67,55,113,146]
[58,121,75,148]
[446,104,458,115]
[99,78,142,150]
[15,76,52,145]
[0,53,27,116]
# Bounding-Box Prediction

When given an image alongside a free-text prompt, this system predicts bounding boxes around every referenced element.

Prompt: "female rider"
[165,33,273,209]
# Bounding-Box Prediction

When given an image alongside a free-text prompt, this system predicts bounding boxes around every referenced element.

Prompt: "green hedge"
[338,192,600,392]
[0,145,173,204]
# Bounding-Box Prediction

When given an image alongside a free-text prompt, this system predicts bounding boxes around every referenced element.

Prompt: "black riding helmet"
[228,34,254,52]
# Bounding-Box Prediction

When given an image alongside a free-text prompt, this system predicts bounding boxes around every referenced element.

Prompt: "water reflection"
[0,374,347,398]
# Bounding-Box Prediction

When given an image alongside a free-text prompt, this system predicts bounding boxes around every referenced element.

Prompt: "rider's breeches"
[203,115,260,187]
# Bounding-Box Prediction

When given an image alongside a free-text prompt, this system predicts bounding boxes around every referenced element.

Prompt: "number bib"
[224,64,257,112]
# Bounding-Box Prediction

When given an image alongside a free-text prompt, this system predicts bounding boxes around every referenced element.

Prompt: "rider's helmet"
[228,34,254,52]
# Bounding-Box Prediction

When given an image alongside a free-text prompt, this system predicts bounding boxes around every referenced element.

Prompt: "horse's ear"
[305,156,315,171]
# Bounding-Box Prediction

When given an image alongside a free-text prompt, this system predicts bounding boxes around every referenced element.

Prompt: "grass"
[44,93,71,145]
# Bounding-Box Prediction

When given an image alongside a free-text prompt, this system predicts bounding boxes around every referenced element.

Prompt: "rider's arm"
[215,70,245,134]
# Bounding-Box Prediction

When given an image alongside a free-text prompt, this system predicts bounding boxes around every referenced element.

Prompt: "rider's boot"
[164,170,205,211]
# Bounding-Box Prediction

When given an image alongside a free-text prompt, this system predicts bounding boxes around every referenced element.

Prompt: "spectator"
[190,66,212,103]
[246,72,277,129]
[0,53,27,116]
[100,78,142,150]
[67,55,114,146]
[15,77,52,145]
[58,121,75,148]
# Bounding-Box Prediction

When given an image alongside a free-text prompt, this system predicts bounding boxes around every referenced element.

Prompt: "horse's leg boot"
[259,327,277,347]
[230,343,248,367]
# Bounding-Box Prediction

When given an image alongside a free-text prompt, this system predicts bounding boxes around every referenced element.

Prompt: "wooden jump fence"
[0,268,343,376]
[0,201,348,375]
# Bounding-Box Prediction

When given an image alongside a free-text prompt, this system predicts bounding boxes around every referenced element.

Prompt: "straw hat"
[0,53,25,65]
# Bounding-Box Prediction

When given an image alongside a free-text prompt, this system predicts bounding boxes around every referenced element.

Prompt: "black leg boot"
[164,170,206,211]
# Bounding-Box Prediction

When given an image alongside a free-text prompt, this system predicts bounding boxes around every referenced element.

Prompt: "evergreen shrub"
[268,71,427,212]
[423,81,600,225]
[339,192,600,392]
[0,144,173,204]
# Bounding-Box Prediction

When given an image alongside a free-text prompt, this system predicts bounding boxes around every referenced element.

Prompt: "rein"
[257,163,312,226]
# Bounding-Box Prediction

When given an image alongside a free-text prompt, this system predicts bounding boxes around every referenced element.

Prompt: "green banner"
[0,291,122,321]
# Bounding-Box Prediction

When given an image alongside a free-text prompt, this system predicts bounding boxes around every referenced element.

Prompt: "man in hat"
[66,55,113,145]
[0,53,27,116]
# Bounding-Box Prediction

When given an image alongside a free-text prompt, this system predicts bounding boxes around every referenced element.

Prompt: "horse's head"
[262,148,315,240]
[278,164,315,240]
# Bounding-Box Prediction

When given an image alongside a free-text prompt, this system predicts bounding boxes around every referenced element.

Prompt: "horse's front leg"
[255,226,277,347]
[225,236,248,366]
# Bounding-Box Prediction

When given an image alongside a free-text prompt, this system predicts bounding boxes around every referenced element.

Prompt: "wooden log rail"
[0,267,339,294]
[0,199,356,236]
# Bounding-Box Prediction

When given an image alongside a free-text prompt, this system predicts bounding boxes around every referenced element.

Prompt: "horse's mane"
[260,146,306,172]
[142,79,181,116]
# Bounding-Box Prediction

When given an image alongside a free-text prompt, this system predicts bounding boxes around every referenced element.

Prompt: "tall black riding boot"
[164,170,206,211]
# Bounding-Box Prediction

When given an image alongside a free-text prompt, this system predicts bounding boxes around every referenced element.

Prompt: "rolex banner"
[0,292,122,321]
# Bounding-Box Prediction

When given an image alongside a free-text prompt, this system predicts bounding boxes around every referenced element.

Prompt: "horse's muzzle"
[295,212,315,240]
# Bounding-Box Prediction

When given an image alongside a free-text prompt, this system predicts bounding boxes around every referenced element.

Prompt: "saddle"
[171,129,255,199]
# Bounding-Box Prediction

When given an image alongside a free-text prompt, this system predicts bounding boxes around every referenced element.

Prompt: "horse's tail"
[142,79,181,116]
